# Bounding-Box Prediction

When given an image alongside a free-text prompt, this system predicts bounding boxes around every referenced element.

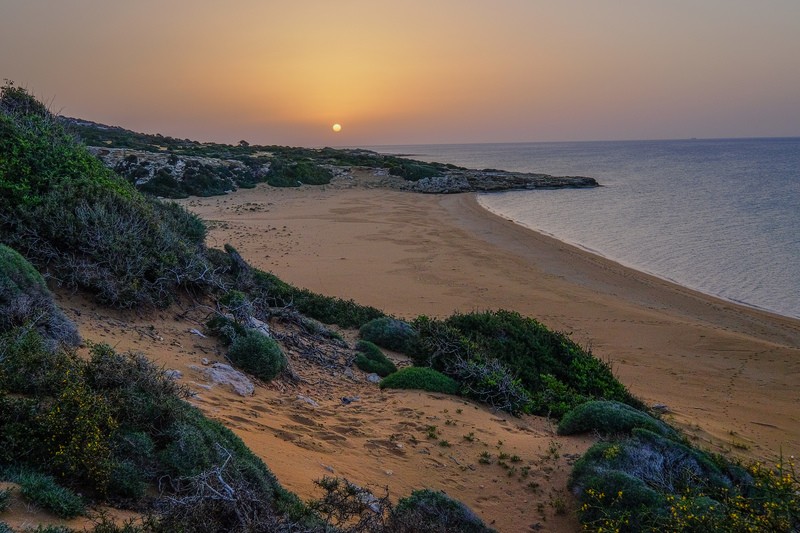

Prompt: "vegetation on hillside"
[361,310,642,417]
[0,244,80,350]
[1,82,214,309]
[63,117,458,198]
[564,403,799,531]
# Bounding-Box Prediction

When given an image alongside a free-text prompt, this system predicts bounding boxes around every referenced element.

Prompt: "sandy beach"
[181,170,800,460]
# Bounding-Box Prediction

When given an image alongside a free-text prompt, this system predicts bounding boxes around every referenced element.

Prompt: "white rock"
[190,363,255,397]
[297,395,319,408]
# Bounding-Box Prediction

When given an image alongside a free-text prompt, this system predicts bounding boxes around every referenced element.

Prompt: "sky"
[2,1,800,147]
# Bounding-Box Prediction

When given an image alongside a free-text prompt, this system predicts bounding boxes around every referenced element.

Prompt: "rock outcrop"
[401,169,599,194]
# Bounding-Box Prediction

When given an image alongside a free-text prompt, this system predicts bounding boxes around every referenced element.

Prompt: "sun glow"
[332,123,342,133]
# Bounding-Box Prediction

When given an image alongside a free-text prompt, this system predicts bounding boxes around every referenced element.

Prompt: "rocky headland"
[397,168,599,194]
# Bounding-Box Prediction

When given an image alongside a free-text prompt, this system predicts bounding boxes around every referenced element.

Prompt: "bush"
[354,340,397,377]
[227,330,286,382]
[566,428,800,531]
[0,244,80,348]
[380,367,460,395]
[359,317,417,353]
[252,269,384,328]
[447,357,531,415]
[0,327,81,395]
[574,469,664,531]
[411,311,643,418]
[0,327,315,528]
[267,158,332,187]
[389,489,496,532]
[557,400,673,437]
[7,469,85,519]
[0,83,213,309]
[85,344,191,435]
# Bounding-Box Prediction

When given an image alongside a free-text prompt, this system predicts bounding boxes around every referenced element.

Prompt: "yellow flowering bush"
[38,375,117,492]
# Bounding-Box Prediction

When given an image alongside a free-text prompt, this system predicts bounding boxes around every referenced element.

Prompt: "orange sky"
[2,1,799,146]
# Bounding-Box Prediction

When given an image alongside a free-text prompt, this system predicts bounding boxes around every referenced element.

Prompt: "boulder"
[190,362,255,396]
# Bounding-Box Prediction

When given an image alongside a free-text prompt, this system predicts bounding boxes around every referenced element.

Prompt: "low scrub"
[570,428,800,531]
[252,269,384,328]
[557,400,674,437]
[389,489,496,532]
[411,311,642,417]
[2,468,85,519]
[354,340,397,377]
[267,157,333,187]
[0,327,313,527]
[310,477,494,533]
[359,317,418,353]
[380,367,460,395]
[0,82,214,309]
[0,244,80,348]
[227,329,287,381]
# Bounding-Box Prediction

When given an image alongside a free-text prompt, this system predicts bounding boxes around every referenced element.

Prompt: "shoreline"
[179,174,800,461]
[460,193,800,346]
[475,193,799,322]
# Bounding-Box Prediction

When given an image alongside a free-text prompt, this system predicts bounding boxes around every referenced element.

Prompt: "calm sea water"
[365,139,800,319]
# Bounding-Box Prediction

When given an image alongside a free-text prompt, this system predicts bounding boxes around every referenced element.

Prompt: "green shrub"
[411,310,643,418]
[0,244,80,347]
[449,357,531,415]
[380,367,460,395]
[37,379,117,491]
[252,269,384,328]
[0,83,212,309]
[388,161,444,182]
[85,345,190,435]
[529,373,590,419]
[359,317,418,352]
[267,157,332,187]
[227,330,286,381]
[565,427,798,532]
[389,489,496,532]
[205,314,247,345]
[354,340,397,377]
[0,328,80,395]
[0,326,312,526]
[11,469,85,519]
[557,400,673,437]
[574,469,664,531]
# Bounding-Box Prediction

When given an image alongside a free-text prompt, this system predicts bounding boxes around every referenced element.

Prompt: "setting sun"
[332,123,342,133]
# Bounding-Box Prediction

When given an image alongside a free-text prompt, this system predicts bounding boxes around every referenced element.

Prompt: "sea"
[364,138,800,320]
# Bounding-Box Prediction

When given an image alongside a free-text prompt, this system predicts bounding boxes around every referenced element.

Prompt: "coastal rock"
[190,363,255,397]
[405,169,598,194]
[366,373,382,384]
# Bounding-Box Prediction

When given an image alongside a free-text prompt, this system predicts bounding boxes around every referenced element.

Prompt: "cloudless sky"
[2,1,799,146]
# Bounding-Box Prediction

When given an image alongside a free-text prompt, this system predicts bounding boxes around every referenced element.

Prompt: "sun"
[332,123,342,133]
